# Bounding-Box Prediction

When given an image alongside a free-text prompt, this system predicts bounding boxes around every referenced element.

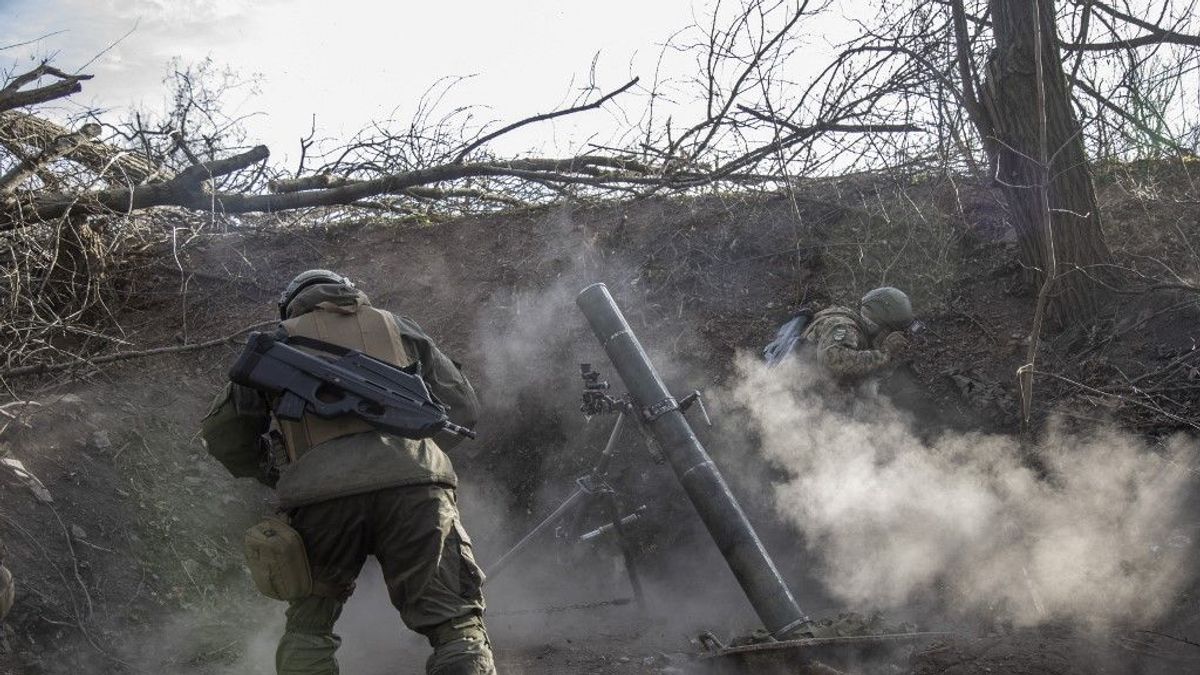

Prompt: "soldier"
[202,270,495,675]
[801,286,917,380]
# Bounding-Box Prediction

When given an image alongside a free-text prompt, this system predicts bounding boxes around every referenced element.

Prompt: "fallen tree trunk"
[0,151,670,227]
[0,111,169,184]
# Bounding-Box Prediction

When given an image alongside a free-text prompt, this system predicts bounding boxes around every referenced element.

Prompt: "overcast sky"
[1,1,692,159]
[1,0,861,164]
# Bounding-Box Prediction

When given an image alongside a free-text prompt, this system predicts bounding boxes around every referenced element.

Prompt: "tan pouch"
[244,516,312,601]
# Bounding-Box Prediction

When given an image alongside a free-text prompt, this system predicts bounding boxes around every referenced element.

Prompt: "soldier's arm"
[390,314,480,450]
[814,326,891,378]
[200,383,272,479]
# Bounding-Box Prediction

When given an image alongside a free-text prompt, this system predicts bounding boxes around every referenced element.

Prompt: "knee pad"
[427,614,489,649]
[426,615,495,675]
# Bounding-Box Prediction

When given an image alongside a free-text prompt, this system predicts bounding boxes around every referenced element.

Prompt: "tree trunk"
[981,0,1115,328]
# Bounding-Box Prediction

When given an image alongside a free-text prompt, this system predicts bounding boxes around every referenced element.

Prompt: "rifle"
[762,308,814,368]
[228,332,476,441]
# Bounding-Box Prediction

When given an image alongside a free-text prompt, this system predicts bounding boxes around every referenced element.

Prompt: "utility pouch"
[244,515,312,601]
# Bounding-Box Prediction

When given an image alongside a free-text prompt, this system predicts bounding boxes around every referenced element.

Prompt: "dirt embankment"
[2,173,1199,673]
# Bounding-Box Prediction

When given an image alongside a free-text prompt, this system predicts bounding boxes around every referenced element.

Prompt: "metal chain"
[489,597,632,617]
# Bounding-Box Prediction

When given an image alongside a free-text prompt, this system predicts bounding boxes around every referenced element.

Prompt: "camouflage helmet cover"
[859,286,914,332]
[278,269,354,319]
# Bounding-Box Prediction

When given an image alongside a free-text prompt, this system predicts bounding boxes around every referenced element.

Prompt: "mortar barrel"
[576,282,808,637]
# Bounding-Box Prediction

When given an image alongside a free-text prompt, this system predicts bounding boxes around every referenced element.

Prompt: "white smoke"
[726,354,1197,628]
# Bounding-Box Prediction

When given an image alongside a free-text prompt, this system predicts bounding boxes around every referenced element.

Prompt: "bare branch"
[950,0,991,139]
[453,78,639,163]
[0,111,168,183]
[736,105,923,136]
[0,321,275,381]
[269,173,349,193]
[1067,73,1190,153]
[0,122,100,194]
[0,64,93,112]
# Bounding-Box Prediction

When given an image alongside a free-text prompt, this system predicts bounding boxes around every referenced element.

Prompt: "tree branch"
[0,64,93,112]
[453,77,639,163]
[736,105,922,137]
[269,173,349,193]
[0,122,100,194]
[1067,73,1190,152]
[1062,0,1200,50]
[950,0,991,139]
[0,111,168,184]
[0,320,275,380]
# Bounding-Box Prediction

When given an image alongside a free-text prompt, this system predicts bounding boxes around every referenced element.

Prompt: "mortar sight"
[580,363,609,390]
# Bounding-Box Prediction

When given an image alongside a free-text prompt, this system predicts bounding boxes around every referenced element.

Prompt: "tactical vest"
[277,301,413,458]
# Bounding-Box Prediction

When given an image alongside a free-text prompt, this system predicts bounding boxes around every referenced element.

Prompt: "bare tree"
[855,0,1200,326]
[978,0,1116,327]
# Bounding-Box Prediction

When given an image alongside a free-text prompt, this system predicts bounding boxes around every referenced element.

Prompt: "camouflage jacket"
[203,284,479,508]
[800,306,891,379]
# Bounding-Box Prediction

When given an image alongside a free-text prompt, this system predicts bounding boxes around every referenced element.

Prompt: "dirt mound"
[2,178,1199,673]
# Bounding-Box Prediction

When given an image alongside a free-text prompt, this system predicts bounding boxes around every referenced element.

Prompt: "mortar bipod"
[484,406,647,611]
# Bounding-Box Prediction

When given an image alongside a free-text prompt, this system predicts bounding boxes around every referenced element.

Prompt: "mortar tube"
[576,282,808,637]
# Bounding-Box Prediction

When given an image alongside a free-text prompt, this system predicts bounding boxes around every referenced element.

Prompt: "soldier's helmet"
[278,269,354,319]
[859,287,914,333]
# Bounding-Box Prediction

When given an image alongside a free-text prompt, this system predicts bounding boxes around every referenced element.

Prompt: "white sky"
[4,0,811,164]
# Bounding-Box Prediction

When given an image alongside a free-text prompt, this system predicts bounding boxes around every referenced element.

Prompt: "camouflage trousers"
[275,485,495,675]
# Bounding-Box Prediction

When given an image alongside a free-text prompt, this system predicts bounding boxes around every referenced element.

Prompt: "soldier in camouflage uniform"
[202,270,496,675]
[801,287,916,380]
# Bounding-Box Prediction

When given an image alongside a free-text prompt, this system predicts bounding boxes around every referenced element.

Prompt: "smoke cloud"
[726,354,1197,628]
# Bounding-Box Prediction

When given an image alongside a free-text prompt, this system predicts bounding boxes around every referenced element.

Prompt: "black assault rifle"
[229,332,476,440]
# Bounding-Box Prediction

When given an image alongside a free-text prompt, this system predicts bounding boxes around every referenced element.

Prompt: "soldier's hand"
[882,331,909,356]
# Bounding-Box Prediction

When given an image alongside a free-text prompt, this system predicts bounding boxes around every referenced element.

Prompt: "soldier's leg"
[277,596,345,675]
[371,485,495,675]
[276,495,369,675]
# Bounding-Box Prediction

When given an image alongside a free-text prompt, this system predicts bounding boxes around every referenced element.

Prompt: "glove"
[882,331,909,356]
